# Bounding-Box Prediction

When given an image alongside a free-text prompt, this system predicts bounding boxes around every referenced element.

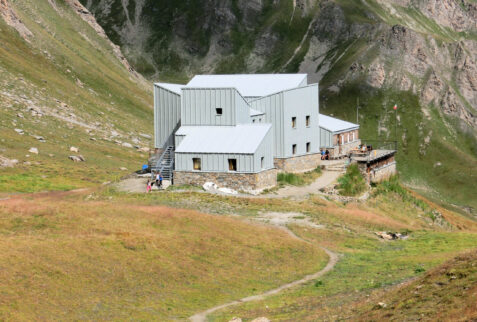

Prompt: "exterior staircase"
[321,159,348,172]
[151,146,175,182]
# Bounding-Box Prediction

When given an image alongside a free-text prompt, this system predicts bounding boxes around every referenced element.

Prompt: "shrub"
[337,164,366,196]
[277,166,322,186]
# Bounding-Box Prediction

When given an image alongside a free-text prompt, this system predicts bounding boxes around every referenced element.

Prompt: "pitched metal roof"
[186,74,307,97]
[319,114,359,133]
[154,82,184,95]
[175,124,271,154]
[250,108,264,116]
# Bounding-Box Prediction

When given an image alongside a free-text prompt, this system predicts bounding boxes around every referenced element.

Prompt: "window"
[306,115,310,127]
[252,119,256,123]
[261,157,264,169]
[351,132,354,142]
[292,144,297,155]
[306,142,311,153]
[292,117,296,128]
[193,158,201,170]
[216,108,223,115]
[228,158,237,171]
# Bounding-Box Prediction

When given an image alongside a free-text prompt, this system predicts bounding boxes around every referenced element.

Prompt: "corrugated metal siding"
[253,126,274,172]
[235,91,251,125]
[182,88,241,126]
[154,85,181,149]
[320,128,333,148]
[175,152,255,173]
[283,84,320,157]
[250,92,285,157]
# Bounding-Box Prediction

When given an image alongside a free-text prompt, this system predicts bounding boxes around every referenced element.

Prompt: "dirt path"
[265,170,341,199]
[189,220,339,322]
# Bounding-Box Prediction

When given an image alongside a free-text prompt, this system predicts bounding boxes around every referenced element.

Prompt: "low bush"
[277,166,322,186]
[337,164,366,196]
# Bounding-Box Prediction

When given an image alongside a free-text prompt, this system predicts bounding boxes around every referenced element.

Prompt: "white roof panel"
[186,74,307,97]
[250,108,264,116]
[154,82,184,95]
[319,114,359,133]
[175,124,271,154]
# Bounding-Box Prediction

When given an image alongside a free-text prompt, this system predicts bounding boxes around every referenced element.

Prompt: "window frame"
[192,158,201,171]
[292,144,297,155]
[292,117,296,129]
[306,142,311,153]
[228,158,237,172]
[215,107,223,115]
[261,156,265,169]
[306,115,310,127]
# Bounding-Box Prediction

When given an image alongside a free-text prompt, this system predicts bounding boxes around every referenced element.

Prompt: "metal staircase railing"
[151,146,174,181]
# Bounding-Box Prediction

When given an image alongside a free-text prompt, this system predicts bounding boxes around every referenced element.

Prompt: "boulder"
[69,155,85,162]
[14,128,24,135]
[28,147,38,154]
[138,147,150,153]
[139,133,151,139]
[69,146,79,153]
[119,167,128,171]
[121,142,133,148]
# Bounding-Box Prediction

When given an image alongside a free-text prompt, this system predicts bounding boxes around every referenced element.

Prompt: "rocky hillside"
[82,0,477,211]
[0,0,153,191]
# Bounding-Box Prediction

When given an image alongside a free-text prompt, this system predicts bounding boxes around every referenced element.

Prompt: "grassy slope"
[203,183,477,321]
[355,249,477,321]
[0,192,326,320]
[0,0,153,192]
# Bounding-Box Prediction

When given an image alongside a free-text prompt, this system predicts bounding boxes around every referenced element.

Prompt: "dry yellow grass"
[0,194,327,320]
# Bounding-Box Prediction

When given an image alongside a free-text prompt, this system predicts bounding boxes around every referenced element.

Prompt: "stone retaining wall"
[325,140,361,159]
[370,162,397,183]
[173,168,278,191]
[274,153,322,173]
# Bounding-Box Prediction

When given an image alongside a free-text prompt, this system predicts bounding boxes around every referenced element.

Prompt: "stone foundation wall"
[173,168,278,191]
[370,162,397,183]
[274,153,322,173]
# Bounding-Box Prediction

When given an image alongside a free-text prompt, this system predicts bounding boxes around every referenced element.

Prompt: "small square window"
[252,119,256,123]
[306,115,310,127]
[216,108,223,115]
[292,117,296,128]
[306,142,311,153]
[193,158,201,170]
[261,157,264,169]
[292,144,297,155]
[228,159,237,171]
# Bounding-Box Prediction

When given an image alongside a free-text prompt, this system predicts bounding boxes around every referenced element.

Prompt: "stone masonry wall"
[327,140,361,159]
[370,162,397,183]
[274,153,322,173]
[173,168,278,191]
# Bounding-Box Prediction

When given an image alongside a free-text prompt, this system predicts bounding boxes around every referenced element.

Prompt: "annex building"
[153,74,360,191]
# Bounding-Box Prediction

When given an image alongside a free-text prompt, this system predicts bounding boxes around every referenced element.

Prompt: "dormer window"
[216,108,223,115]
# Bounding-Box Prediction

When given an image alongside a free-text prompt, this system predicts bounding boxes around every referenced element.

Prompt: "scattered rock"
[14,128,24,135]
[69,146,79,153]
[119,167,128,171]
[16,113,24,118]
[90,137,96,141]
[375,231,408,240]
[121,142,133,148]
[0,156,18,168]
[377,302,387,308]
[434,162,442,167]
[69,155,85,162]
[33,135,45,142]
[28,147,38,154]
[131,137,140,144]
[110,130,120,137]
[139,133,151,139]
[137,147,150,153]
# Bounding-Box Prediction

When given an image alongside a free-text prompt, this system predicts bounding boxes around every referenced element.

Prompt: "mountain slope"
[0,0,153,191]
[82,0,477,212]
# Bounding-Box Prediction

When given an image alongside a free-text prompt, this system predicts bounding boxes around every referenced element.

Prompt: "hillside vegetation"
[0,0,153,192]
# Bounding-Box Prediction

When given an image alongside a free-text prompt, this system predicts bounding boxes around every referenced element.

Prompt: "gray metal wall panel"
[175,152,255,173]
[253,127,274,172]
[320,128,332,148]
[182,88,242,126]
[283,84,320,158]
[250,93,285,157]
[235,91,252,124]
[154,85,181,149]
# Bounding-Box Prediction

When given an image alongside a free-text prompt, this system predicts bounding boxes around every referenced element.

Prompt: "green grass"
[337,164,366,196]
[277,166,322,187]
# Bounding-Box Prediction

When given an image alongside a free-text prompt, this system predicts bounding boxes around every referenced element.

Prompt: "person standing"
[155,172,160,188]
[159,172,163,188]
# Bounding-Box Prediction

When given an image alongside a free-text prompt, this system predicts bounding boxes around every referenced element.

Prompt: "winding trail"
[189,223,339,322]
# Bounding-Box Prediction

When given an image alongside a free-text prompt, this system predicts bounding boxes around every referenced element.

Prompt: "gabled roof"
[154,82,184,95]
[175,124,271,154]
[319,114,359,133]
[186,74,307,97]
